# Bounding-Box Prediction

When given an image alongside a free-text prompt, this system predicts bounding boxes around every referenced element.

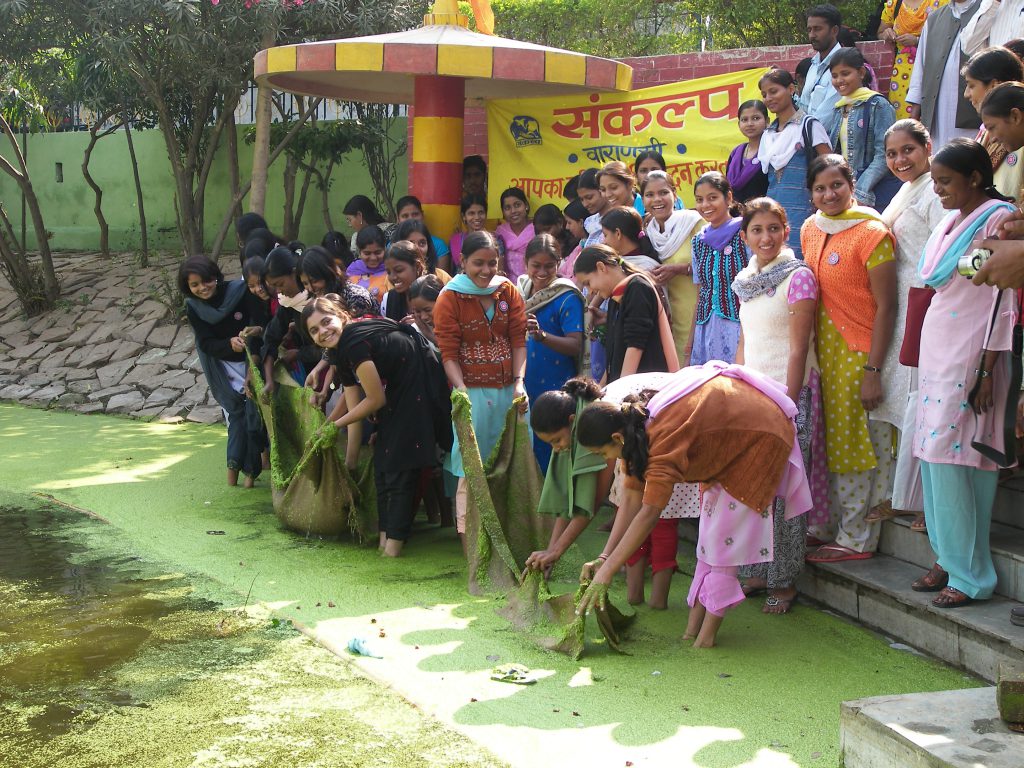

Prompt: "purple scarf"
[726,144,763,195]
[701,217,743,252]
[347,259,386,278]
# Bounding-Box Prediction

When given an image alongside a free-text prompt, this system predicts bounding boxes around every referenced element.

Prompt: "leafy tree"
[0,0,422,263]
[485,0,878,53]
[0,64,63,313]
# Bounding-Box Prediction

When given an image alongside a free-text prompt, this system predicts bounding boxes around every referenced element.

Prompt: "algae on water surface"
[0,501,505,768]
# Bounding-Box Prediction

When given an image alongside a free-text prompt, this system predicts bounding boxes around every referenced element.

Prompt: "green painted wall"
[0,120,408,254]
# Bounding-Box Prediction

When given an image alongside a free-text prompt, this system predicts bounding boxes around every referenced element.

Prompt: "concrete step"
[993,480,1024,530]
[840,687,1019,768]
[879,517,1024,603]
[798,554,1024,682]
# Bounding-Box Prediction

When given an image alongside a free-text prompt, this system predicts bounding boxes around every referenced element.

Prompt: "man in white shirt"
[961,0,1024,54]
[799,4,843,123]
[906,0,983,151]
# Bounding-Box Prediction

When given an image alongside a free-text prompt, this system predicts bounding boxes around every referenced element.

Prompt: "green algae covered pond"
[0,501,504,768]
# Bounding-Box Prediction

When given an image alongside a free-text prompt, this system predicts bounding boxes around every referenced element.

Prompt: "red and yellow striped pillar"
[412,74,465,243]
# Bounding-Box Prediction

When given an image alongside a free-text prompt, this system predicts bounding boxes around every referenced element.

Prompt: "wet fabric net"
[451,391,634,656]
[248,355,377,542]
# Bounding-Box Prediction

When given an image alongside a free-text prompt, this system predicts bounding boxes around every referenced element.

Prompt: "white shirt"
[799,42,843,124]
[961,0,1024,53]
[906,0,980,151]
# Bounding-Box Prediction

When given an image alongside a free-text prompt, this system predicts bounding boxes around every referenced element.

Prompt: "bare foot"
[227,468,239,487]
[681,633,696,642]
[692,636,716,648]
[243,475,255,489]
[383,539,404,557]
[648,601,668,610]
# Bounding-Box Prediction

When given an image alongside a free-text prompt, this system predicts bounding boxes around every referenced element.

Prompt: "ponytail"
[576,397,651,479]
[530,377,604,434]
[600,206,661,262]
[573,243,641,277]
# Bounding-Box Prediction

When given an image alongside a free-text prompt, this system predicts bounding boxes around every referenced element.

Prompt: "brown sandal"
[865,500,914,523]
[911,564,947,592]
[932,587,973,608]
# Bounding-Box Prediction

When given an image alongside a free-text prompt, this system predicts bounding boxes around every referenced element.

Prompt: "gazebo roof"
[254,24,633,103]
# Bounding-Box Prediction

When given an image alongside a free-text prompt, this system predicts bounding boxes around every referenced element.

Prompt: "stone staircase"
[799,481,1024,684]
[804,482,1024,766]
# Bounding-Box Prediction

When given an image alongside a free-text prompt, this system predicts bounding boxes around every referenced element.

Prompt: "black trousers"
[374,468,420,541]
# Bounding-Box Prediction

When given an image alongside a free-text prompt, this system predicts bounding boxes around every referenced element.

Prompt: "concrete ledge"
[799,555,1024,682]
[841,687,1020,768]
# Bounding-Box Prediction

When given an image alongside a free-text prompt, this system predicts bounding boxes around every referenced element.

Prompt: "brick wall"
[408,41,894,191]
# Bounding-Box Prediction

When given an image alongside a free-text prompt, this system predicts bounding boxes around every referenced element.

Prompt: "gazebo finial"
[424,0,468,28]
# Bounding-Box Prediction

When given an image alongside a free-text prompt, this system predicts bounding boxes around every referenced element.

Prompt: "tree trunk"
[294,162,314,239]
[282,153,298,240]
[0,202,38,310]
[249,29,277,217]
[82,113,119,258]
[123,120,148,266]
[209,97,323,261]
[226,110,242,228]
[194,91,241,253]
[320,158,336,232]
[0,112,58,305]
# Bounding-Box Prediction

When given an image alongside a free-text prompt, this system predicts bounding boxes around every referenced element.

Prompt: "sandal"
[910,514,927,533]
[932,587,973,608]
[806,543,874,563]
[741,580,767,598]
[911,564,948,592]
[490,663,538,685]
[763,592,796,614]
[865,500,914,523]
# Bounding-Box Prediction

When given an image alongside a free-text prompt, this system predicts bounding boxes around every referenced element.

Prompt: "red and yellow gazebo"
[254,0,632,240]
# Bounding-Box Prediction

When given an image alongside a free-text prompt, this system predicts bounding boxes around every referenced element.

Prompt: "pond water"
[0,502,501,768]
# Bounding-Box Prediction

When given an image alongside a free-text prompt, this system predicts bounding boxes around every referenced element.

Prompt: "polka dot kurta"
[816,239,895,474]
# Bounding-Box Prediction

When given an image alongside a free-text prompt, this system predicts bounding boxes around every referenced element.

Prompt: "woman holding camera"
[912,138,1018,607]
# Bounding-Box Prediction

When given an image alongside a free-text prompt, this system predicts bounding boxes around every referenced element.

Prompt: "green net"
[450,390,551,595]
[498,572,637,659]
[248,354,377,542]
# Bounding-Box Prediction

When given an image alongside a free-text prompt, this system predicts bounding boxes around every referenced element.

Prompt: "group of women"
[176,44,1024,646]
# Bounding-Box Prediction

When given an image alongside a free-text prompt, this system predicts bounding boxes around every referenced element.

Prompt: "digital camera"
[957,247,992,278]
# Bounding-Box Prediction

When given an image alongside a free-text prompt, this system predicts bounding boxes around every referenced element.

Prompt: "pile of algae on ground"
[0,499,503,768]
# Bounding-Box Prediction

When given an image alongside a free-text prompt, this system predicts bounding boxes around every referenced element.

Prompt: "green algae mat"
[0,496,502,768]
[0,404,982,768]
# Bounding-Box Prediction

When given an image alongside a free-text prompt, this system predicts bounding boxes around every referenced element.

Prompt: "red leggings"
[626,518,680,573]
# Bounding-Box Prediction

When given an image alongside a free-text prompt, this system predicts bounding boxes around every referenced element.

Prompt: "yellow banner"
[487,68,769,212]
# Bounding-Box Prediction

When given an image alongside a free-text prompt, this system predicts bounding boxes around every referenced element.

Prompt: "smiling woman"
[801,154,898,564]
[178,255,266,488]
[301,295,451,558]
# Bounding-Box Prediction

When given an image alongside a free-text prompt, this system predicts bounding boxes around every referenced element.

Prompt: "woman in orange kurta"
[801,155,898,563]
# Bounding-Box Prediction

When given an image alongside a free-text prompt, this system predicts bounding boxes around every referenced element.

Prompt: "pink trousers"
[686,559,744,617]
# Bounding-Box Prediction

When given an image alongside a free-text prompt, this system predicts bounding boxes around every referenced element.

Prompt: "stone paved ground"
[0,253,224,424]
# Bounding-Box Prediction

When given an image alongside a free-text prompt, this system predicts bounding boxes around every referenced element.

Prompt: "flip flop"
[490,663,538,685]
[910,514,927,533]
[805,543,874,563]
[741,581,767,598]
